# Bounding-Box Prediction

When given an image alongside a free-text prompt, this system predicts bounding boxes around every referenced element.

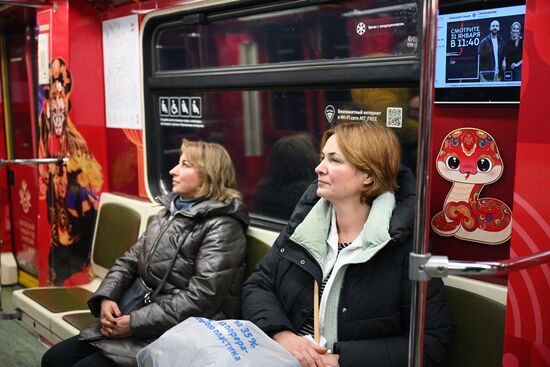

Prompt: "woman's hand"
[320,353,339,367]
[110,315,132,338]
[99,299,121,338]
[273,330,336,367]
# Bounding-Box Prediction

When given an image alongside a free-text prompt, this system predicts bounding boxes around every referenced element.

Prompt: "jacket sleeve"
[130,216,247,338]
[333,276,455,367]
[242,245,297,335]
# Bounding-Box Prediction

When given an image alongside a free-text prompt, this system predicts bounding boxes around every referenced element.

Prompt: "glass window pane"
[155,0,419,72]
[152,87,418,220]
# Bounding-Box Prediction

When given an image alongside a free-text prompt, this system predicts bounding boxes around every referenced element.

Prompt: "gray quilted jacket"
[80,193,249,366]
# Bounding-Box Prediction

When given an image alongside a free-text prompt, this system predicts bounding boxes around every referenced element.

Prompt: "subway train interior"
[0,0,549,366]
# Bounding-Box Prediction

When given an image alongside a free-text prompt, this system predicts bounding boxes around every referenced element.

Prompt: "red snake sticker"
[431,128,512,245]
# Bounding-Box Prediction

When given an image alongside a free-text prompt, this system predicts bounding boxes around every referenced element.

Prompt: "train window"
[143,0,421,227]
[154,0,418,73]
[148,87,418,221]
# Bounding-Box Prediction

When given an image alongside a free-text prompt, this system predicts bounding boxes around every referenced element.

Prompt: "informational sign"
[324,104,384,124]
[324,103,403,129]
[159,96,205,128]
[37,33,49,85]
[102,15,142,129]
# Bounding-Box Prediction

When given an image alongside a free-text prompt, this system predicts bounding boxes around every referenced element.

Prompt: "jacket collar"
[156,193,250,230]
[389,165,416,241]
[283,165,416,247]
[289,192,396,271]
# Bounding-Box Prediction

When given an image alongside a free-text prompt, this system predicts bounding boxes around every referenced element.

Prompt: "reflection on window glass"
[256,134,319,219]
[155,0,418,72]
[153,87,419,220]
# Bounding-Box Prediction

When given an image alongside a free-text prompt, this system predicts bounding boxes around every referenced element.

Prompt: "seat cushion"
[22,287,92,313]
[445,285,505,367]
[245,236,271,278]
[93,202,142,269]
[63,312,98,331]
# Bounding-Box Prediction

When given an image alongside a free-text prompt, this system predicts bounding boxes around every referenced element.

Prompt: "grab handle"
[410,250,550,281]
[0,157,68,166]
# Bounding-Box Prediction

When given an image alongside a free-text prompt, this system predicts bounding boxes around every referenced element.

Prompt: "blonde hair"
[180,139,241,201]
[511,21,522,47]
[321,122,400,204]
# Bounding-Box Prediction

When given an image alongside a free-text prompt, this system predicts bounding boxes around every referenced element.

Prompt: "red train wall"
[503,0,550,364]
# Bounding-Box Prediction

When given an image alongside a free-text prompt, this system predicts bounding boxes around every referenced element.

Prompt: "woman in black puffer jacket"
[243,122,454,367]
[43,140,249,367]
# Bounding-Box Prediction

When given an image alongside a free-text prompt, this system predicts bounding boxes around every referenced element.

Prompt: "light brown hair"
[180,139,241,201]
[320,122,400,204]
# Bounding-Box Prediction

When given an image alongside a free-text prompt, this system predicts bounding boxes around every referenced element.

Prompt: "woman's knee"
[41,335,97,367]
[41,342,66,367]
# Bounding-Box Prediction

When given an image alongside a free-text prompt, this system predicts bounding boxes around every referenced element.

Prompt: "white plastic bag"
[137,317,301,367]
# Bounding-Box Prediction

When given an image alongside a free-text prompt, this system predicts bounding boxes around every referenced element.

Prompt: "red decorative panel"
[503,0,550,364]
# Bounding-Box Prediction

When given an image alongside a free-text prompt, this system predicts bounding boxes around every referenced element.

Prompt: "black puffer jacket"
[81,193,249,366]
[242,167,455,367]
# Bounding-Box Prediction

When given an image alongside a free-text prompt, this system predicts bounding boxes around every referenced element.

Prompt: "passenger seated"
[42,139,249,367]
[242,122,455,367]
[255,134,318,219]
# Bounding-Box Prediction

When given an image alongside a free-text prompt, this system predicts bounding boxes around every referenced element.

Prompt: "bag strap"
[148,221,199,303]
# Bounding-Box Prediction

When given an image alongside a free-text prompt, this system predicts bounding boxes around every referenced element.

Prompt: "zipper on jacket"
[336,270,347,342]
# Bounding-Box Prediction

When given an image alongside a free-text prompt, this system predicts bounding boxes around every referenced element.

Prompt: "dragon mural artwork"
[38,57,103,285]
[431,127,512,245]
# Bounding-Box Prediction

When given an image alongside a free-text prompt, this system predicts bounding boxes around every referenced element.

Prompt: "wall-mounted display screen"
[434,2,526,103]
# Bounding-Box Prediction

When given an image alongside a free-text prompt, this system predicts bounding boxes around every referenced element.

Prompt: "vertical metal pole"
[1,31,14,160]
[0,29,12,314]
[408,0,438,366]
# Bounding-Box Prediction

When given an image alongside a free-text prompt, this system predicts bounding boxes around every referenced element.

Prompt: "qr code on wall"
[386,107,403,128]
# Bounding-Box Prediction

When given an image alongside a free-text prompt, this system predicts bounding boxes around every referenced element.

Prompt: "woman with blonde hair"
[243,122,454,367]
[43,139,249,367]
[502,21,523,81]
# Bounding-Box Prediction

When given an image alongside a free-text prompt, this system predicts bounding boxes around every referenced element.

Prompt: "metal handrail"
[409,0,438,365]
[0,157,68,166]
[410,250,550,281]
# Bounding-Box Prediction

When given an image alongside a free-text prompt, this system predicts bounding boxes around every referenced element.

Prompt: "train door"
[0,11,43,287]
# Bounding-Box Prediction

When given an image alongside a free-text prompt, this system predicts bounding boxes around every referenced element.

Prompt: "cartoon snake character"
[431,128,512,245]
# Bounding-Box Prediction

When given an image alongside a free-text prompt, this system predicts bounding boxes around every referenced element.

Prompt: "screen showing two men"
[434,5,526,89]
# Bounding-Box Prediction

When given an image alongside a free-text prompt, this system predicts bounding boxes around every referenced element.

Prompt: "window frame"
[141,0,422,229]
